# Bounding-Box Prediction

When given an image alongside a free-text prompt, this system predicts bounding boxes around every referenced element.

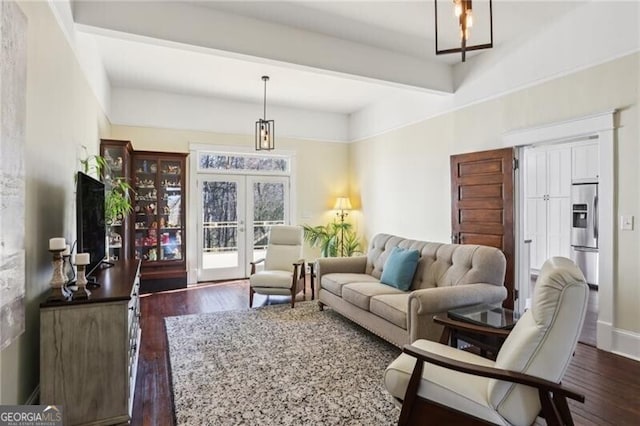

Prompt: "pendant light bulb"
[454,0,462,17]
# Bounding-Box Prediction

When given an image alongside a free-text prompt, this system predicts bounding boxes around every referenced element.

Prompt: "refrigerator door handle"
[594,195,599,241]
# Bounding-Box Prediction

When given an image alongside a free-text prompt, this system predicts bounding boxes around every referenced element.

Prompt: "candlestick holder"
[48,249,70,301]
[75,264,91,299]
[62,254,77,291]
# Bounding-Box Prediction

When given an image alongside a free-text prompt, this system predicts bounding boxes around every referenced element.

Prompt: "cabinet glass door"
[158,159,184,261]
[102,142,129,261]
[133,158,160,262]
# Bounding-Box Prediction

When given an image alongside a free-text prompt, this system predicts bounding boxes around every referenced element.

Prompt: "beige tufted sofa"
[316,234,507,347]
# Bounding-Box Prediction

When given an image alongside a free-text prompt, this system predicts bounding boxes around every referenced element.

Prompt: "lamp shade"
[334,197,352,211]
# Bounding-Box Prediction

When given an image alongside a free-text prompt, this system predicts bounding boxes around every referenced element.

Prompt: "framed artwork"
[0,1,27,351]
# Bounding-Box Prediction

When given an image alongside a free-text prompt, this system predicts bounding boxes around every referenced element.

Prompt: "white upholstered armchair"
[384,257,589,425]
[249,225,306,308]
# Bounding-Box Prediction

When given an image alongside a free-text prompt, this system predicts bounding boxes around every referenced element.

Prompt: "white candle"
[61,245,70,256]
[49,237,66,251]
[75,253,90,266]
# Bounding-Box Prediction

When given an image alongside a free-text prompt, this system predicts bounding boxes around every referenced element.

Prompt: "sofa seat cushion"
[321,273,379,297]
[342,282,406,311]
[370,294,409,330]
[249,270,293,288]
[384,339,508,426]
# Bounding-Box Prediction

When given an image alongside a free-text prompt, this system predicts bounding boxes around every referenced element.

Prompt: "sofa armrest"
[407,284,508,342]
[316,256,367,282]
[409,284,507,314]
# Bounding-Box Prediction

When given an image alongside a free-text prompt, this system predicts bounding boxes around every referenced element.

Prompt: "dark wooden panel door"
[451,147,515,309]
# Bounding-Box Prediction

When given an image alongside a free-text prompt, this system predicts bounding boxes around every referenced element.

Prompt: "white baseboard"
[597,321,640,361]
[611,327,640,361]
[25,385,39,405]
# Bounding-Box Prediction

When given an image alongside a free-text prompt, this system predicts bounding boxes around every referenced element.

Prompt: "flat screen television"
[76,171,106,278]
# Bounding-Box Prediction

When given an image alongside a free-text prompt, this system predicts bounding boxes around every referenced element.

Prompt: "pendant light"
[434,0,493,63]
[255,76,275,151]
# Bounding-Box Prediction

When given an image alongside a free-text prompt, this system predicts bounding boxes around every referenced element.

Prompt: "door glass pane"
[202,181,239,270]
[252,182,285,262]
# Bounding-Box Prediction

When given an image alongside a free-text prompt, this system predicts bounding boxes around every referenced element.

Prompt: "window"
[198,152,289,174]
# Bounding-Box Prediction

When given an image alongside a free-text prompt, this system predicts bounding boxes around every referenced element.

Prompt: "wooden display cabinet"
[132,151,188,292]
[101,139,133,261]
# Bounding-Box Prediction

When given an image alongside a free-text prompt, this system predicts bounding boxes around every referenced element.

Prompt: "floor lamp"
[334,197,352,257]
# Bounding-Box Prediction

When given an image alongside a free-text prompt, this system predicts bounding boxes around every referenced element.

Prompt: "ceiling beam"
[73,0,453,94]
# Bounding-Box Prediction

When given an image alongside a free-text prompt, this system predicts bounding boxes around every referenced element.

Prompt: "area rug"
[165,301,402,425]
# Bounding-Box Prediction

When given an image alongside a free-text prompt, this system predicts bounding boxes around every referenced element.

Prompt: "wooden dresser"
[40,259,141,425]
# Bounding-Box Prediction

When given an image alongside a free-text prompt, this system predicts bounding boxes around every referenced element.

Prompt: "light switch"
[620,215,634,231]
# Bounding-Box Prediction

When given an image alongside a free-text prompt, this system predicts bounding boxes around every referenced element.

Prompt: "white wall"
[350,1,640,142]
[351,53,640,343]
[0,1,110,404]
[111,88,350,143]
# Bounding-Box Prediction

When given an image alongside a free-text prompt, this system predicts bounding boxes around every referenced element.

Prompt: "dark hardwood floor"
[132,280,639,426]
[579,288,598,347]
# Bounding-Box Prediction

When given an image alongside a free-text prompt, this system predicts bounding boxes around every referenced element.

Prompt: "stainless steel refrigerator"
[570,182,598,286]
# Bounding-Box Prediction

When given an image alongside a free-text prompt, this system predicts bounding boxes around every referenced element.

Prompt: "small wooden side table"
[434,305,519,360]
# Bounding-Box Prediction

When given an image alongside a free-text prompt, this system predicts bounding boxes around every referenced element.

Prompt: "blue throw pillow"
[380,247,420,291]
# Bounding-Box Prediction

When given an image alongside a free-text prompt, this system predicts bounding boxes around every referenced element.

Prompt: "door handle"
[593,195,598,241]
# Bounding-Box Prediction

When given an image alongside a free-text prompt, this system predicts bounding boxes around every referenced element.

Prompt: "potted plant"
[79,147,134,225]
[303,222,361,257]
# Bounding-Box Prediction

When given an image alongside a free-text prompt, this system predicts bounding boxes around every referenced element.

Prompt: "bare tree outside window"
[253,183,285,250]
[199,154,288,173]
[202,182,238,253]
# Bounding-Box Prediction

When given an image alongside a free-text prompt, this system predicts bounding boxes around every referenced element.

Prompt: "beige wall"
[351,53,640,334]
[0,1,110,404]
[110,125,351,260]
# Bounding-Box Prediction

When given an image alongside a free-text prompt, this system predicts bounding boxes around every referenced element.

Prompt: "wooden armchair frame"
[397,344,585,426]
[249,258,306,308]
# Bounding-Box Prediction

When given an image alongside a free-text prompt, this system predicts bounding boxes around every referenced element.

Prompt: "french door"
[197,174,289,281]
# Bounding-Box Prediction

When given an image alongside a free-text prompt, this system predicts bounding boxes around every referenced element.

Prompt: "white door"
[198,176,247,281]
[524,145,571,271]
[246,176,290,268]
[525,148,548,270]
[198,175,290,281]
[546,147,571,260]
[547,197,571,259]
